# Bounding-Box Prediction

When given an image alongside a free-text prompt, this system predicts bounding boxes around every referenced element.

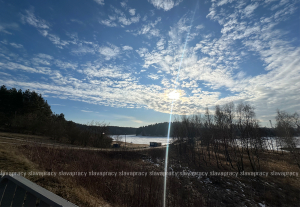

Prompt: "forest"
[0,85,112,148]
[109,126,137,135]
[136,117,277,138]
[136,122,170,136]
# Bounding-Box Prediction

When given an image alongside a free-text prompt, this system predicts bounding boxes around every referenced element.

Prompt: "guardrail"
[0,175,78,207]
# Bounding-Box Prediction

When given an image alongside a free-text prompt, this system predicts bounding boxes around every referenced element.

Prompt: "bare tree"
[276,110,300,168]
[171,102,266,172]
[235,103,262,172]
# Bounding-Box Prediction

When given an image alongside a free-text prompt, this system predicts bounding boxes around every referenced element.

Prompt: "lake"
[112,135,300,149]
[111,135,171,145]
[234,137,300,150]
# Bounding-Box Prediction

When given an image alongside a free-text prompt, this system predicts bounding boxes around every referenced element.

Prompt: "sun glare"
[168,90,180,100]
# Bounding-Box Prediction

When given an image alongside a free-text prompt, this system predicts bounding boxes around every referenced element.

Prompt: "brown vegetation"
[0,132,299,206]
[0,143,110,207]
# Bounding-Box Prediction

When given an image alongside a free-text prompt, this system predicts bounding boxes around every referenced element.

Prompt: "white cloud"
[243,3,259,18]
[39,30,48,37]
[0,61,51,74]
[0,23,19,34]
[82,64,131,79]
[72,45,96,55]
[148,0,183,11]
[21,10,50,29]
[0,40,8,45]
[149,29,160,37]
[168,15,191,44]
[123,45,133,51]
[118,17,132,25]
[120,2,127,7]
[137,17,161,38]
[124,0,299,120]
[129,9,136,16]
[70,19,84,25]
[195,24,204,30]
[0,72,11,76]
[10,43,23,48]
[118,15,140,25]
[130,15,140,23]
[113,115,144,123]
[100,6,140,27]
[136,48,149,57]
[108,15,117,21]
[31,58,51,66]
[181,80,198,88]
[36,53,53,60]
[98,44,120,60]
[54,60,77,70]
[20,10,92,51]
[217,0,230,7]
[100,19,117,27]
[142,15,148,21]
[19,10,77,49]
[51,103,65,106]
[190,0,300,123]
[139,25,151,34]
[81,110,93,112]
[148,73,160,80]
[156,38,165,50]
[93,0,104,5]
[47,34,69,49]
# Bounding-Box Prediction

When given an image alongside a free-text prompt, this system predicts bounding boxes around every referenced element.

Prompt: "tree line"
[171,102,300,171]
[136,122,171,136]
[109,126,137,135]
[0,85,112,148]
[136,119,277,138]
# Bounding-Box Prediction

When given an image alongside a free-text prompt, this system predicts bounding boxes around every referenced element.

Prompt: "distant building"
[112,144,120,148]
[150,142,162,147]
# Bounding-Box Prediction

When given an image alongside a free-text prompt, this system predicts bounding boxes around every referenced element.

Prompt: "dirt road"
[0,132,166,151]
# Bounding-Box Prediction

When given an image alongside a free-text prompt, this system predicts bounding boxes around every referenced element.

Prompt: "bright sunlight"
[168,90,180,100]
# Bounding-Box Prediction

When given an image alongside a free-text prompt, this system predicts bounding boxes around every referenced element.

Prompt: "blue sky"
[0,0,299,127]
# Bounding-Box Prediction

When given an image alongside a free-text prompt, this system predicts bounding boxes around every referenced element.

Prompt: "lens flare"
[163,2,199,207]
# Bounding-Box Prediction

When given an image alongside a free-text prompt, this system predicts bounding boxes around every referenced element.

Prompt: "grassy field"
[0,131,153,151]
[0,142,111,206]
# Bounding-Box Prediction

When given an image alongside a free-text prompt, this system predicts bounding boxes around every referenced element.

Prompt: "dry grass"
[17,145,168,207]
[0,143,36,172]
[0,143,111,207]
[0,131,50,141]
[0,131,150,150]
[31,176,111,207]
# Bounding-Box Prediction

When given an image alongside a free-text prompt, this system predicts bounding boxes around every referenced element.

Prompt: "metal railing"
[0,175,78,207]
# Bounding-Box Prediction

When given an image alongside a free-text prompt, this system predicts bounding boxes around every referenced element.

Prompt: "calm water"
[236,137,300,149]
[111,135,171,145]
[112,135,300,149]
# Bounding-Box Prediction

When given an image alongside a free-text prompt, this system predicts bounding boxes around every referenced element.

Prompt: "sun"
[168,90,180,100]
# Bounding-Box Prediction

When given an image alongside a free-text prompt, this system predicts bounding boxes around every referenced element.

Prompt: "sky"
[0,0,299,127]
